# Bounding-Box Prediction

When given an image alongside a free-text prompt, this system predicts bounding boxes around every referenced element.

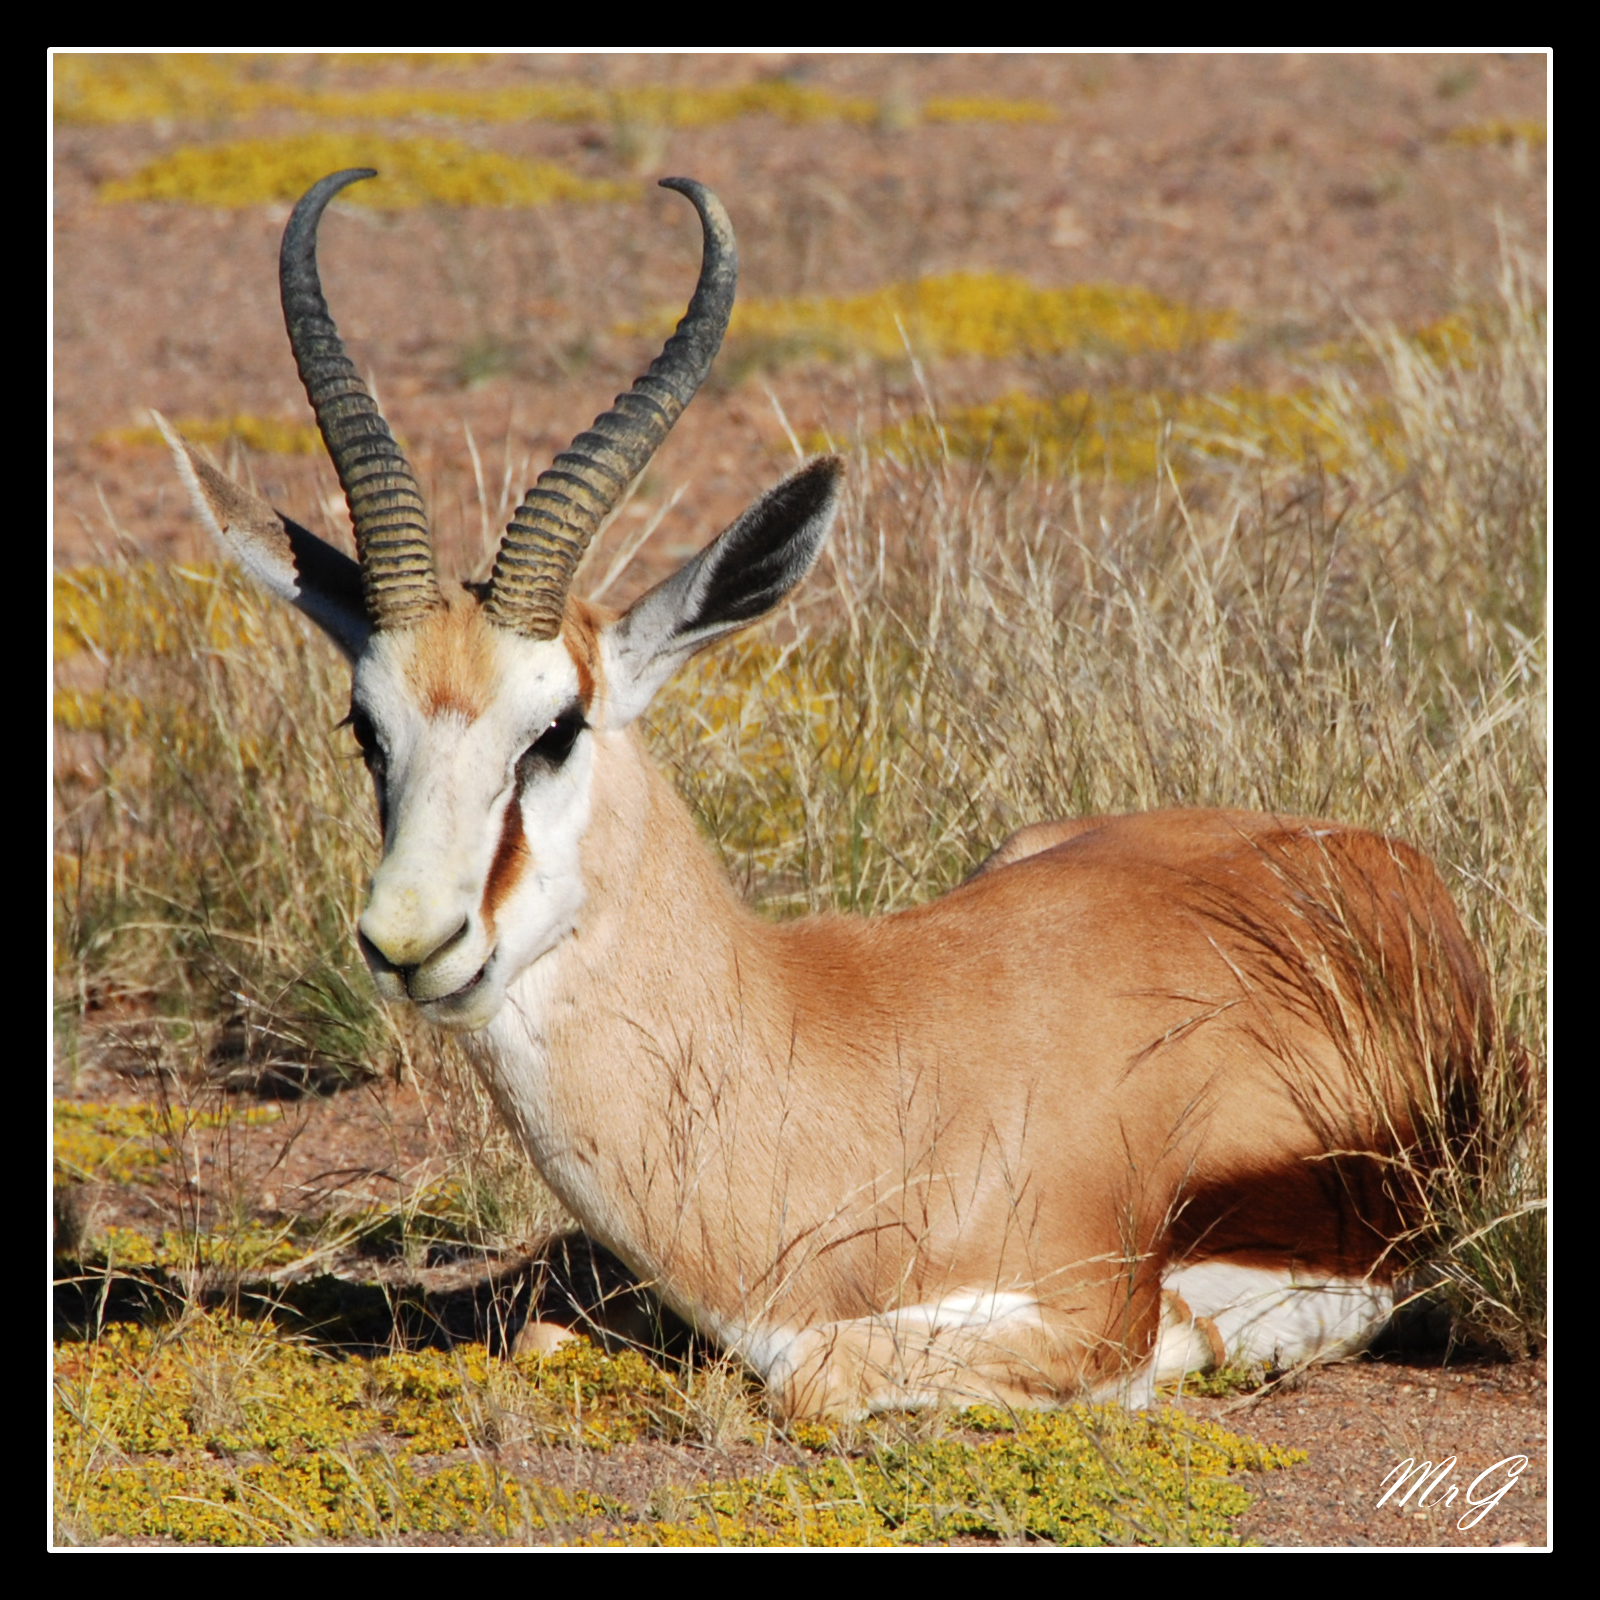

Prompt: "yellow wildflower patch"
[53,54,257,125]
[295,82,1052,129]
[323,53,492,74]
[100,414,322,456]
[1445,118,1547,149]
[54,1317,1302,1546]
[1311,311,1488,373]
[875,386,1397,481]
[100,134,632,209]
[81,1224,161,1267]
[714,273,1237,364]
[51,687,146,735]
[656,638,868,863]
[922,95,1055,123]
[1410,313,1480,366]
[300,81,881,128]
[53,1100,282,1187]
[635,1405,1303,1546]
[55,55,1053,130]
[71,1220,306,1273]
[53,563,268,664]
[54,1321,669,1544]
[52,688,272,781]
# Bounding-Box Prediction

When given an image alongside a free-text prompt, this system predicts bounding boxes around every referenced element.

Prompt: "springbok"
[157,170,1487,1417]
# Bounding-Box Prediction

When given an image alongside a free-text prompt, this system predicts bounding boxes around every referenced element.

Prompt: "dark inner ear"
[281,514,366,618]
[676,456,844,639]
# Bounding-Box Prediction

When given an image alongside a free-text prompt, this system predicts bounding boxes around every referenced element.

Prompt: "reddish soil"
[52,52,1549,1549]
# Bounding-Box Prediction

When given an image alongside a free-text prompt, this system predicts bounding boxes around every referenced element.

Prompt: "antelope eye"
[349,708,383,771]
[517,709,585,785]
[346,707,389,829]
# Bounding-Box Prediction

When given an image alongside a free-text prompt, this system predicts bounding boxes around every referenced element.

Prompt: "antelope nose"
[360,878,471,971]
[359,917,471,976]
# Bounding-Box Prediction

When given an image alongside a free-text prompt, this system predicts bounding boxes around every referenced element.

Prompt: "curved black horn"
[485,177,738,639]
[281,169,442,630]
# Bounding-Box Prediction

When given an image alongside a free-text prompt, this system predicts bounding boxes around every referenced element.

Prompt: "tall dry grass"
[54,558,379,1086]
[53,255,1545,1352]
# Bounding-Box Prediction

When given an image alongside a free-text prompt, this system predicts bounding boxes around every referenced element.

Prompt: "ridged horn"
[281,169,442,631]
[485,177,738,639]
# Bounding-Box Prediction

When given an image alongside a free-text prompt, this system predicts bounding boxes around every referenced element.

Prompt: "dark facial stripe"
[482,792,531,930]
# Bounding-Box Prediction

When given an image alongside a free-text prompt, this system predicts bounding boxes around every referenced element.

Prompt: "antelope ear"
[154,410,371,663]
[598,455,844,728]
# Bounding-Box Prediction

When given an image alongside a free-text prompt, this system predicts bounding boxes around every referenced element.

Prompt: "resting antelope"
[157,170,1487,1417]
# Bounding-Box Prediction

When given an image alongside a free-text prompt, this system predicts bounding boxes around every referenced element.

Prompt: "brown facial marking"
[483,791,532,931]
[412,601,497,722]
[561,602,607,713]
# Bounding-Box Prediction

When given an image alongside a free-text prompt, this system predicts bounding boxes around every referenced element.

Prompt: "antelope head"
[159,169,843,1032]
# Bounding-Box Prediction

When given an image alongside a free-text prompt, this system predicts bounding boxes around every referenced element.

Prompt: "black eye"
[349,709,384,772]
[517,709,585,786]
[347,708,389,826]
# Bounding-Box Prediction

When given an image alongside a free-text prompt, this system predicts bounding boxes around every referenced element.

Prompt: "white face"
[347,614,597,1033]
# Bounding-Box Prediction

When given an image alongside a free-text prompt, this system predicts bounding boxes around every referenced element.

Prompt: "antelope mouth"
[413,953,505,1031]
[430,959,491,1006]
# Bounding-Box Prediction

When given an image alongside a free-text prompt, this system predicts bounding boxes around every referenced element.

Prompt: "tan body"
[470,697,1483,1413]
[159,171,1487,1417]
